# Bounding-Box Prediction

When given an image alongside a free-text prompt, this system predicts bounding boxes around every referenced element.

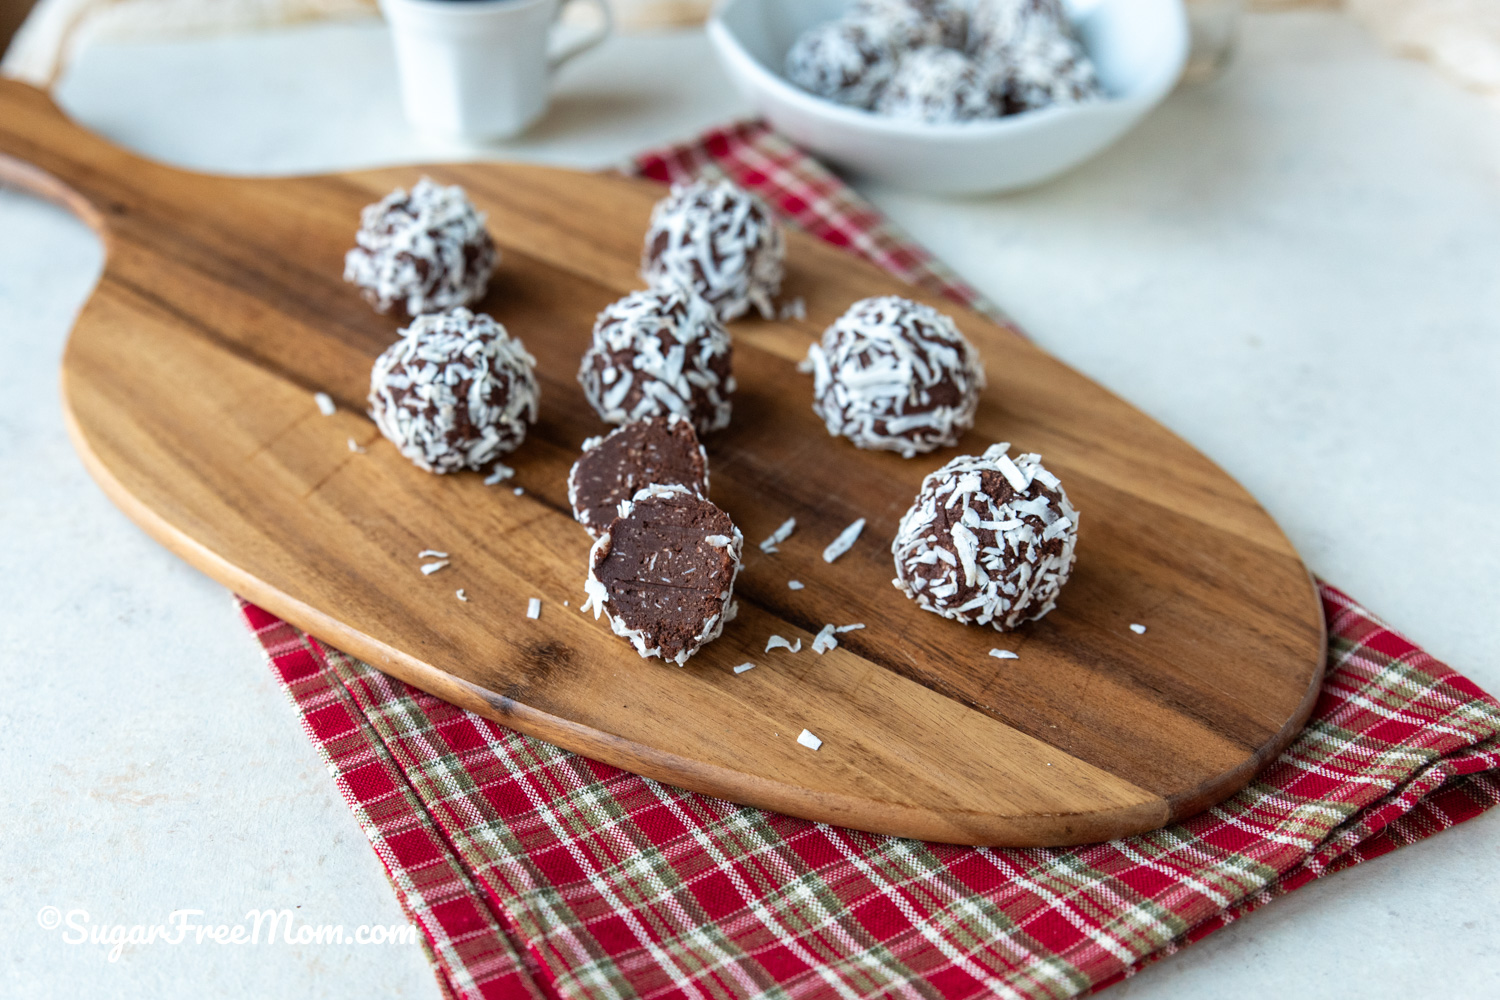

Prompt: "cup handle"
[550,0,613,73]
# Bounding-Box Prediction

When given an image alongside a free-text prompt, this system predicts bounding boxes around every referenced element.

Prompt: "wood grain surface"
[0,79,1326,846]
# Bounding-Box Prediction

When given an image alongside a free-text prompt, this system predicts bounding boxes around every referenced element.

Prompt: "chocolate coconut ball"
[967,0,1072,58]
[344,177,497,316]
[851,0,968,51]
[892,444,1079,631]
[785,18,900,110]
[990,36,1101,113]
[582,484,744,666]
[641,180,785,322]
[567,415,710,539]
[968,0,1101,112]
[805,296,985,458]
[368,308,538,474]
[579,287,734,435]
[875,47,1000,123]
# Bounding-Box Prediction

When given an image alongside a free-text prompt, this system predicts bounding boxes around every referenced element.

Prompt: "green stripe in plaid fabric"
[237,121,1500,1000]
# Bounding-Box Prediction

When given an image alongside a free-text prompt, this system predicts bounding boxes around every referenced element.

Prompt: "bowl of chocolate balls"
[707,0,1188,194]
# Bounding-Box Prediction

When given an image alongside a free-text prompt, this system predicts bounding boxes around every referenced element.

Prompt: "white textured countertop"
[3,12,1497,998]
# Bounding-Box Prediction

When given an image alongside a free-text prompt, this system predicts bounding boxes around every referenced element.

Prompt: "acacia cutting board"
[1,80,1325,846]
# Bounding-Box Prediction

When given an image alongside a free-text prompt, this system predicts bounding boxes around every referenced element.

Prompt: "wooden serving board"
[1,80,1326,846]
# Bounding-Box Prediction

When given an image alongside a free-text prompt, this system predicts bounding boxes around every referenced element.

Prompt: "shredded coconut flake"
[314,392,336,416]
[347,437,365,453]
[835,623,865,633]
[1130,623,1147,635]
[812,625,839,654]
[421,560,450,575]
[797,729,822,751]
[527,598,542,619]
[733,662,756,674]
[455,589,468,602]
[989,649,1019,660]
[823,518,866,563]
[759,517,797,554]
[418,549,449,559]
[484,464,516,485]
[788,580,804,590]
[513,487,525,496]
[765,635,802,654]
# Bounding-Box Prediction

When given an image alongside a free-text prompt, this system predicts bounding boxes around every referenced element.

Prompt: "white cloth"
[1349,0,1500,100]
[3,0,378,85]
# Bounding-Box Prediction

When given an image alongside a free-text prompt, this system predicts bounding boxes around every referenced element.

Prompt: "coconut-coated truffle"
[579,287,735,435]
[344,177,497,316]
[892,444,1079,631]
[806,295,985,457]
[641,180,785,322]
[368,307,538,474]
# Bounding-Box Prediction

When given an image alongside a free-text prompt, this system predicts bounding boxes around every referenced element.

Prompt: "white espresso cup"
[379,0,613,140]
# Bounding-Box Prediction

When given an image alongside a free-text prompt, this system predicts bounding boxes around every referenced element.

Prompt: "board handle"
[0,78,159,234]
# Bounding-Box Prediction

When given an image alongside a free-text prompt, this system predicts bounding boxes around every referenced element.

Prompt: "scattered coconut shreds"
[989,649,1019,660]
[759,517,797,554]
[788,580,804,590]
[706,534,733,548]
[812,625,839,655]
[822,518,866,563]
[527,598,541,620]
[765,635,802,654]
[456,589,468,602]
[418,549,449,559]
[733,662,756,674]
[347,438,365,453]
[421,560,451,576]
[1130,623,1147,635]
[835,623,865,633]
[483,463,515,486]
[513,487,525,496]
[314,392,336,416]
[779,297,807,321]
[797,729,822,751]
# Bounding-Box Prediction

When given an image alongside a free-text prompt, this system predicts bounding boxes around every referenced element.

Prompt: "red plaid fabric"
[239,122,1500,1000]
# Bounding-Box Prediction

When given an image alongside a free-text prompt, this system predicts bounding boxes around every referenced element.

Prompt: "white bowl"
[707,0,1188,195]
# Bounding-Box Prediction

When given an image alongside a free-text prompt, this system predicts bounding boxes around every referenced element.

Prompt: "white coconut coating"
[343,177,496,316]
[368,308,538,474]
[990,35,1102,112]
[851,0,967,51]
[892,444,1079,631]
[806,296,986,458]
[641,180,785,322]
[578,287,735,434]
[968,0,1072,57]
[968,0,1101,111]
[785,18,900,110]
[875,47,1000,123]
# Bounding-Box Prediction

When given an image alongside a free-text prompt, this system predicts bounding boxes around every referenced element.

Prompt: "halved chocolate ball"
[567,415,710,539]
[581,485,743,666]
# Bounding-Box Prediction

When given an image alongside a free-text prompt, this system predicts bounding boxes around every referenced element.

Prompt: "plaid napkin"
[239,122,1500,1000]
